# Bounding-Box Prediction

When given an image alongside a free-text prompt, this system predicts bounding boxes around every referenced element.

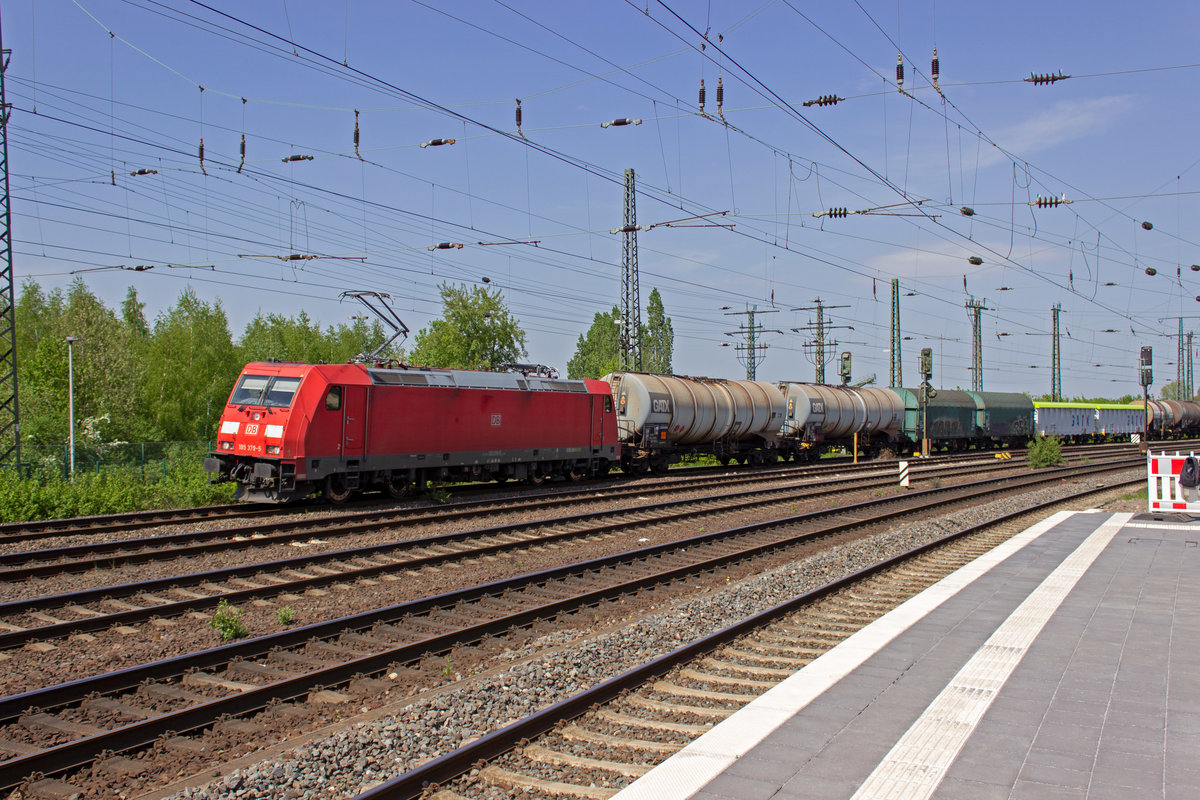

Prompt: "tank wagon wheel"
[325,474,353,504]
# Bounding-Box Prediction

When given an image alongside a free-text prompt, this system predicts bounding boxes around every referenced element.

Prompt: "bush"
[276,606,296,626]
[0,457,235,523]
[209,599,249,640]
[1027,434,1064,468]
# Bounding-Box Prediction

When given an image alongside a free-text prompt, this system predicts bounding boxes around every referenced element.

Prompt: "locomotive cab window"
[230,375,270,405]
[229,374,302,408]
[325,386,342,411]
[604,396,613,413]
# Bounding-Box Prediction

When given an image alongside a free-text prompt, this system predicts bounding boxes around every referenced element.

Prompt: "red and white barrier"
[1147,451,1200,511]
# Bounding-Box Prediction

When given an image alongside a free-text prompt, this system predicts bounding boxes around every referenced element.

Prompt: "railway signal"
[919,347,937,457]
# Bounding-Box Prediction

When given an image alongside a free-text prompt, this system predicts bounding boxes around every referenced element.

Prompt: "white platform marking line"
[609,510,1085,800]
[850,513,1130,800]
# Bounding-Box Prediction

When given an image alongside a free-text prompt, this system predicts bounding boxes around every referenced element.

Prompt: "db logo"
[491,414,502,426]
[245,424,259,435]
[651,399,670,414]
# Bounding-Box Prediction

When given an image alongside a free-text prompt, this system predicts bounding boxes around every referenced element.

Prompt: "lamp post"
[66,336,83,479]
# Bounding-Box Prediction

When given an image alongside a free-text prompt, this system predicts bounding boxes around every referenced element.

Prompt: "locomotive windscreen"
[229,374,302,408]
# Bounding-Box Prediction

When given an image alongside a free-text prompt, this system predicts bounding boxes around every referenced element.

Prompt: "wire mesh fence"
[11,441,212,482]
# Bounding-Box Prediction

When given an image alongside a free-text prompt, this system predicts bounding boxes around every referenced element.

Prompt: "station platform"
[612,510,1199,800]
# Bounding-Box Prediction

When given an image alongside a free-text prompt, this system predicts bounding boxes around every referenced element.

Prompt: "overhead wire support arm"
[237,253,367,262]
[646,210,733,229]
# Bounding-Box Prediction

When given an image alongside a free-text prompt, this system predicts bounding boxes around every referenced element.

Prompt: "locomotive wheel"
[383,475,411,499]
[527,467,546,486]
[566,465,586,482]
[325,474,353,504]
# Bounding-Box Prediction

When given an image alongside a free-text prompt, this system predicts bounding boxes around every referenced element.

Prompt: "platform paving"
[612,509,1199,800]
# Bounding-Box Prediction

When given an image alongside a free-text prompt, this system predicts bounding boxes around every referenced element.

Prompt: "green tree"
[641,288,673,374]
[121,286,150,339]
[1158,380,1191,401]
[16,280,149,456]
[143,288,240,440]
[567,307,621,379]
[408,283,527,370]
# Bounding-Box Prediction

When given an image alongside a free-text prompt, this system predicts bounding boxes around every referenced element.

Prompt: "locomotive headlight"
[266,445,281,455]
[220,441,234,450]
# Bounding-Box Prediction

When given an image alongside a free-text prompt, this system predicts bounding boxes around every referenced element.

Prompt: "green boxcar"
[895,388,977,446]
[968,391,1035,441]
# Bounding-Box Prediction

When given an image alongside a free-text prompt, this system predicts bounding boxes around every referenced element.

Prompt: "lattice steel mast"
[1179,317,1185,399]
[890,278,902,388]
[0,22,18,469]
[965,296,989,392]
[793,299,850,384]
[619,168,642,372]
[1051,303,1062,401]
[723,305,779,380]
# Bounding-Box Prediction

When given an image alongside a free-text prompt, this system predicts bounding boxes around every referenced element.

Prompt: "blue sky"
[6,0,1200,398]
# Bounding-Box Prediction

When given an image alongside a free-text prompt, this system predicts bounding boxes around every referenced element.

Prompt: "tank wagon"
[206,361,618,502]
[601,372,786,471]
[778,383,904,459]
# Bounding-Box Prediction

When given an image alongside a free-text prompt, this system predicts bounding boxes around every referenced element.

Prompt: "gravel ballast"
[152,473,1138,800]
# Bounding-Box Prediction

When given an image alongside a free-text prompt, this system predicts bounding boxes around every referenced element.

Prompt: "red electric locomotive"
[205,361,620,503]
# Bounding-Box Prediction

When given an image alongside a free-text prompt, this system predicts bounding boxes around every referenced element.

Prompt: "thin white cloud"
[983,95,1136,166]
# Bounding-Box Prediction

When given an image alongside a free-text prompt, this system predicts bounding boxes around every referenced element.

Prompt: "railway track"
[0,441,1136,578]
[0,439,1164,547]
[0,453,1096,648]
[0,456,1142,793]
[359,480,1139,800]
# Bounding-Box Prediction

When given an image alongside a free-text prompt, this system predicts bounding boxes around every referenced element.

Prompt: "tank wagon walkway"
[611,509,1199,800]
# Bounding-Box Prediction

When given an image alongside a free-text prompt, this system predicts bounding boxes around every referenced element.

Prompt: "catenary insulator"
[960,207,975,216]
[129,168,158,176]
[716,77,724,115]
[237,135,246,174]
[968,256,983,266]
[896,54,904,91]
[198,138,206,175]
[420,138,457,148]
[282,154,314,163]
[110,170,116,186]
[1024,70,1070,86]
[698,79,706,114]
[428,242,464,251]
[354,110,362,160]
[1142,221,1153,230]
[515,99,524,138]
[1145,267,1157,276]
[601,118,642,128]
[931,48,939,87]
